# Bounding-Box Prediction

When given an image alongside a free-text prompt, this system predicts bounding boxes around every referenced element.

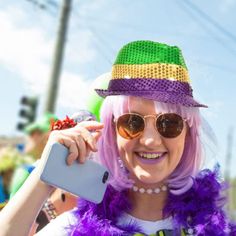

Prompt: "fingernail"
[67,155,73,165]
[79,159,85,164]
[67,159,72,165]
[93,142,97,151]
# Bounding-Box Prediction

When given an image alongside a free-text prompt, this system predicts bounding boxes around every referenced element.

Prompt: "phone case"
[40,142,109,204]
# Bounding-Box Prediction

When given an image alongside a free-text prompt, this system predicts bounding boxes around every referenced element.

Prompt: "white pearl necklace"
[132,185,168,194]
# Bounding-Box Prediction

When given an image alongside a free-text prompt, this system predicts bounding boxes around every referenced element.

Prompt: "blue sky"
[0,0,235,177]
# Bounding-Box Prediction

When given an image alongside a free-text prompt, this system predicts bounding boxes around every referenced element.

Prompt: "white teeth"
[139,153,162,159]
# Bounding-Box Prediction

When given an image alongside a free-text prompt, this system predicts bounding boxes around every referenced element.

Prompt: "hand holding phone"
[40,142,109,204]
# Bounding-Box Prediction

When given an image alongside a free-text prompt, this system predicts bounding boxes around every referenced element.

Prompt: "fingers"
[76,121,104,132]
[63,139,78,165]
[79,128,97,152]
[47,121,104,166]
[74,135,87,164]
[92,130,102,141]
[57,135,78,165]
[73,121,104,152]
[84,131,102,158]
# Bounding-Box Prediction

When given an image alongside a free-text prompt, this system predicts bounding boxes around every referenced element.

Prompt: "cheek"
[175,140,186,161]
[116,136,135,159]
[166,131,187,161]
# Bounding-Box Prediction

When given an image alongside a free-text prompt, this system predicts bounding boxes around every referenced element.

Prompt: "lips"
[135,151,167,164]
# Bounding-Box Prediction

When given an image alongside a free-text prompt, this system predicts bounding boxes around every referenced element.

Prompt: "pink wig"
[97,96,203,195]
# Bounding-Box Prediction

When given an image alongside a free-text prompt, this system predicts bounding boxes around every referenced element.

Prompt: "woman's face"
[116,97,188,186]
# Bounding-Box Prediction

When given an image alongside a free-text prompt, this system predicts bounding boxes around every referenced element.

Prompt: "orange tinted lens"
[117,114,145,139]
[156,113,183,138]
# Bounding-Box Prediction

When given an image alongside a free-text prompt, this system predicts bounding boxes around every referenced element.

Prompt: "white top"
[35,209,77,236]
[117,212,173,234]
[36,209,173,235]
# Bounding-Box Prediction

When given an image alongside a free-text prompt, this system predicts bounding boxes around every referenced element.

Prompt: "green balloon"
[86,73,111,121]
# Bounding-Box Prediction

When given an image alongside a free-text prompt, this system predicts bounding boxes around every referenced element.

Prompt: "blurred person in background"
[0,146,33,210]
[9,112,58,197]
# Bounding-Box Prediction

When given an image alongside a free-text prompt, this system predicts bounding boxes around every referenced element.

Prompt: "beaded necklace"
[132,185,168,194]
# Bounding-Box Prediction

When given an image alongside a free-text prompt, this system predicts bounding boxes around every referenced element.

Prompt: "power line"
[71,7,116,65]
[46,0,58,9]
[73,4,236,48]
[62,2,236,75]
[25,0,58,16]
[176,0,236,57]
[87,25,117,59]
[71,19,113,66]
[182,0,236,44]
[192,59,236,74]
[25,0,236,76]
[26,0,46,9]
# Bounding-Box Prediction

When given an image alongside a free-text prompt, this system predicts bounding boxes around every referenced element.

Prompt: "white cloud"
[65,29,96,65]
[58,72,91,110]
[0,10,53,93]
[0,6,97,111]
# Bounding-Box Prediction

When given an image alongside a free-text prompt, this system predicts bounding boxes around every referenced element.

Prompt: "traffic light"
[17,96,38,131]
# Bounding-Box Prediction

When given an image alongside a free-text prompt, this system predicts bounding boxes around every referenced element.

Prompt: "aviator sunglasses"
[115,113,185,140]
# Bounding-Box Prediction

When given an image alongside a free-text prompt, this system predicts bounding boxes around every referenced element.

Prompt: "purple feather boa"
[68,168,236,236]
[164,167,236,235]
[67,186,142,236]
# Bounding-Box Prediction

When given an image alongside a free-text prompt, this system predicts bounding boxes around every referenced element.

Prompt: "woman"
[0,40,235,235]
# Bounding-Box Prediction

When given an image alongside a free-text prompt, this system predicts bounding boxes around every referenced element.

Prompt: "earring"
[117,156,125,170]
[117,157,130,174]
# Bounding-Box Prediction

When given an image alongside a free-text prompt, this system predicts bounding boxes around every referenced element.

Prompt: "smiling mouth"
[136,152,168,160]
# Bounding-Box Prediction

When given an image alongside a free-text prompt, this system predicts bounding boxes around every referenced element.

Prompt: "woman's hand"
[46,120,104,165]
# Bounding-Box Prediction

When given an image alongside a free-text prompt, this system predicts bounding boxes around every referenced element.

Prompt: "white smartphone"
[40,142,109,204]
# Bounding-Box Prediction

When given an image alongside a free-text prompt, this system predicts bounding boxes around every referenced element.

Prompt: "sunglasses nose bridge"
[143,114,159,121]
[142,114,159,127]
[139,115,162,146]
[142,114,159,131]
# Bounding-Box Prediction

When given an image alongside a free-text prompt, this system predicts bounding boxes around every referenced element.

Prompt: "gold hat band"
[112,63,190,83]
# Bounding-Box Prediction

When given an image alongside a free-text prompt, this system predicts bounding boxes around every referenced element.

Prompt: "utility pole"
[44,0,72,113]
[225,127,234,217]
[225,127,233,181]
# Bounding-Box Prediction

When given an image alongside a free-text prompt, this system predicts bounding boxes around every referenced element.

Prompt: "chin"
[134,170,166,185]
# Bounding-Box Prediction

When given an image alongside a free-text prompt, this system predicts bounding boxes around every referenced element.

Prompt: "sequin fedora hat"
[95,40,207,108]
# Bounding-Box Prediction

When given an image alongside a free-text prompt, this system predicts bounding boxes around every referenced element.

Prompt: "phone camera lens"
[102,171,109,183]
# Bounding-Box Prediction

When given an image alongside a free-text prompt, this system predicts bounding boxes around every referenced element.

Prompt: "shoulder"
[165,167,236,235]
[35,208,78,236]
[166,168,225,207]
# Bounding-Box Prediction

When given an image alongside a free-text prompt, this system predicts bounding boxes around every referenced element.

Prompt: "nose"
[139,119,162,147]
